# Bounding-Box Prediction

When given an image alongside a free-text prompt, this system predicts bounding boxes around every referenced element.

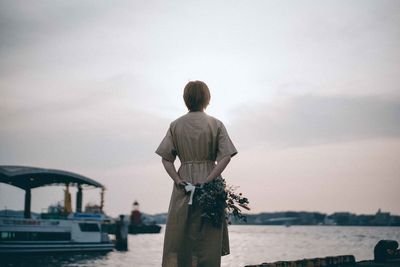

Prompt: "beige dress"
[156,111,238,267]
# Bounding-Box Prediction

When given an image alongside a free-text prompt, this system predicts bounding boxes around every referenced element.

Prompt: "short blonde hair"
[183,81,211,111]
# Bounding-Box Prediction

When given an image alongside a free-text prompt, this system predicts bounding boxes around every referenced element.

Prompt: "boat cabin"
[0,165,114,254]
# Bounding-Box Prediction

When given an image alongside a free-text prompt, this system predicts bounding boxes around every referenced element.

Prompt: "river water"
[3,225,400,267]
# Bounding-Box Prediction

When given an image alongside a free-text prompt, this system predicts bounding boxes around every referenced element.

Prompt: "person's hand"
[174,178,187,187]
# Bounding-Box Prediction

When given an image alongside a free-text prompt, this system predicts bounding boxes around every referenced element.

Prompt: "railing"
[40,213,69,220]
[0,218,61,226]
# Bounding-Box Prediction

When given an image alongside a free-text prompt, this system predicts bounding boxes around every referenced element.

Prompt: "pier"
[246,256,400,267]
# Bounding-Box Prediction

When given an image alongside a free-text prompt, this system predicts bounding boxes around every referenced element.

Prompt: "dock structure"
[357,259,400,267]
[0,165,105,218]
[0,165,114,254]
[245,255,356,267]
[245,256,400,267]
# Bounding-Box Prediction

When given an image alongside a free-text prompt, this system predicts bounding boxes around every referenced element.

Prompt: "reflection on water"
[224,225,400,266]
[2,253,109,267]
[2,226,400,267]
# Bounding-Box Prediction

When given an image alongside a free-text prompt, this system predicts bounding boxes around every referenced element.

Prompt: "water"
[2,225,400,267]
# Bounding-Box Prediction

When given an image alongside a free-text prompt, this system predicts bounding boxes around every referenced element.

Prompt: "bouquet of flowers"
[191,177,250,228]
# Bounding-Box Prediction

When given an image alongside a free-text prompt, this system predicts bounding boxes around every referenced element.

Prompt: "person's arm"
[161,158,186,186]
[204,155,231,183]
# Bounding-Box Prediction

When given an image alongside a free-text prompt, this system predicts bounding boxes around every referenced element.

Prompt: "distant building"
[372,209,391,226]
[329,212,357,225]
[323,216,336,225]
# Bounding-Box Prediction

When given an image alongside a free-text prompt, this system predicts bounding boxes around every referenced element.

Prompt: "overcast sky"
[1,0,399,216]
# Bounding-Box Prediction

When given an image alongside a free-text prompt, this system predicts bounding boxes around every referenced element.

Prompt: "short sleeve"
[216,122,238,162]
[155,126,178,162]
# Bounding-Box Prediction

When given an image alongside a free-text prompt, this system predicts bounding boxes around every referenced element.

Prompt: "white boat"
[0,166,114,254]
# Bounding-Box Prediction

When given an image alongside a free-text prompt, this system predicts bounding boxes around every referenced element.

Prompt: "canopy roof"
[0,166,104,190]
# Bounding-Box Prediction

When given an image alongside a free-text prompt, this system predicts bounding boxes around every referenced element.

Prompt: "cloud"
[231,94,400,149]
[0,1,114,49]
[1,0,400,215]
[0,88,171,169]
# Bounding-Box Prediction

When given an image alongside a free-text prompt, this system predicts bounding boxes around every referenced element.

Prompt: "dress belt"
[181,160,215,164]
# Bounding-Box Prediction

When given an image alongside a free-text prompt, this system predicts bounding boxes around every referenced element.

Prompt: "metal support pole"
[76,184,83,213]
[100,188,105,213]
[24,188,31,219]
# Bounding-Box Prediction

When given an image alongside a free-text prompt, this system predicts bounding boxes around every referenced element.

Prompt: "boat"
[129,223,162,234]
[0,165,114,254]
[128,200,162,234]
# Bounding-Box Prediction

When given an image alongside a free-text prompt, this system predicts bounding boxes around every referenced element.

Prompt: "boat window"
[0,231,71,241]
[79,223,100,232]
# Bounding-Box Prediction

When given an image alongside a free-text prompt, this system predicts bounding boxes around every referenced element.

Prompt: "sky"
[0,0,399,216]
